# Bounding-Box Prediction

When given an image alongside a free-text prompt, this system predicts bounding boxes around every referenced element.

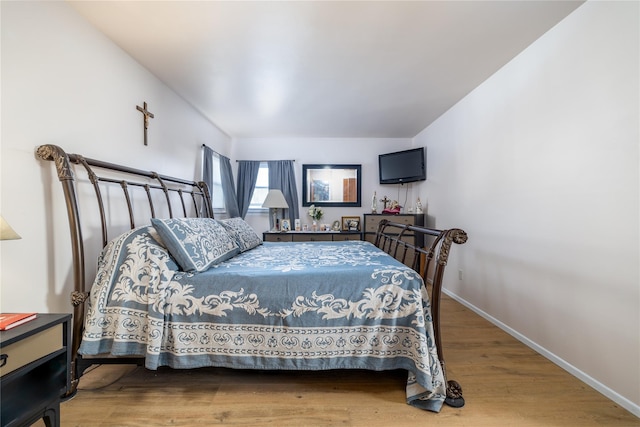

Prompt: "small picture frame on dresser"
[280,219,291,232]
[342,216,360,231]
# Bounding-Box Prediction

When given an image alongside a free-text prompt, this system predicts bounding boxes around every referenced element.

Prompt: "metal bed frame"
[37,144,468,408]
[373,220,468,407]
[37,144,213,394]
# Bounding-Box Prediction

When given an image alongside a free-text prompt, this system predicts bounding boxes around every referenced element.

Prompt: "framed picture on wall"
[341,216,360,231]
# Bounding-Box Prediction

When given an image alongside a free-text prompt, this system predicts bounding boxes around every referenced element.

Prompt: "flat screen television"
[378,147,426,184]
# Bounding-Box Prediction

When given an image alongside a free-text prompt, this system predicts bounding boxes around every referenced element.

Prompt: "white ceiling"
[69,1,583,139]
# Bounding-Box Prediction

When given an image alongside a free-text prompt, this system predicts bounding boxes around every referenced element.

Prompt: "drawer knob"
[0,354,7,368]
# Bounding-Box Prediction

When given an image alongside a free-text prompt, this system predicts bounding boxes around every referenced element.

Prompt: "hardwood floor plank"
[31,295,638,426]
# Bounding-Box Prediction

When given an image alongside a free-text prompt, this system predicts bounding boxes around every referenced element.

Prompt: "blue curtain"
[268,160,299,226]
[202,145,240,218]
[202,145,215,217]
[236,161,261,218]
[219,155,240,218]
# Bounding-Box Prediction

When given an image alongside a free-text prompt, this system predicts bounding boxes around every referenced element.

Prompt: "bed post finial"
[37,143,85,397]
[36,144,74,181]
[438,229,468,266]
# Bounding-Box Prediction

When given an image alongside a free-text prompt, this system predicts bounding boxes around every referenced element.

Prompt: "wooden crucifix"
[136,102,154,146]
[379,195,391,210]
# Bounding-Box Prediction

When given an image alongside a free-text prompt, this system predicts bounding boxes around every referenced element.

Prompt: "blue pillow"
[218,217,263,252]
[151,218,239,272]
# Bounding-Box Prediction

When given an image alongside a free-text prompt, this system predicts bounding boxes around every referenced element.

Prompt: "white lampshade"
[262,189,289,209]
[0,216,21,240]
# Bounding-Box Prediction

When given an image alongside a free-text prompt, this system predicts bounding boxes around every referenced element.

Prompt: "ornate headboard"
[37,144,213,390]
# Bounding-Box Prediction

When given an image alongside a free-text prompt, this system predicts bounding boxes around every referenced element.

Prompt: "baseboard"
[443,289,640,418]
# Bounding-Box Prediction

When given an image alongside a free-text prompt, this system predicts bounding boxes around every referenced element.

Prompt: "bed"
[37,144,468,412]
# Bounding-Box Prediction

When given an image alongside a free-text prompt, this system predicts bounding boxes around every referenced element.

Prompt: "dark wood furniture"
[0,313,72,427]
[263,231,362,242]
[37,144,468,408]
[363,213,425,244]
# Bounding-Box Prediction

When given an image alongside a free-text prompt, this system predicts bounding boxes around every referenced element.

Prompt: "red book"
[0,313,37,331]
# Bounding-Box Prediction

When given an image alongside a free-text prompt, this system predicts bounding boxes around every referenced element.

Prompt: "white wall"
[2,0,636,416]
[231,137,419,232]
[0,1,231,313]
[414,1,639,414]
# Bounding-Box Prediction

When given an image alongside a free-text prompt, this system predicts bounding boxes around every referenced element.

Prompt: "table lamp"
[0,216,21,240]
[262,190,289,231]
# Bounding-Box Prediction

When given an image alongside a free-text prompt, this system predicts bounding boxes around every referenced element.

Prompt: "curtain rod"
[236,159,295,162]
[201,144,225,158]
[202,145,295,162]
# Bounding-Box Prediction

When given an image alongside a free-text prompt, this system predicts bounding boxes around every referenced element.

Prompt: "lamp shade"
[262,189,289,209]
[0,216,21,240]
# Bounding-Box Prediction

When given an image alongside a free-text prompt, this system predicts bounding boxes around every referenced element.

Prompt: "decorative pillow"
[92,225,180,303]
[218,217,263,252]
[150,218,239,272]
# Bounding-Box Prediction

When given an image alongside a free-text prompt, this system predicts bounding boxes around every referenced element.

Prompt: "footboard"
[374,219,468,407]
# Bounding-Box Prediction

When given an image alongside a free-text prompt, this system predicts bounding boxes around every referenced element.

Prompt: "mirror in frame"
[302,164,362,207]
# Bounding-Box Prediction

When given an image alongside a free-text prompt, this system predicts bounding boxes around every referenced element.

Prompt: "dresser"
[0,313,71,427]
[363,214,425,265]
[263,231,362,242]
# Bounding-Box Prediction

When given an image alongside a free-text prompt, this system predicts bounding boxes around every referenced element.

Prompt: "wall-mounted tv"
[378,147,426,185]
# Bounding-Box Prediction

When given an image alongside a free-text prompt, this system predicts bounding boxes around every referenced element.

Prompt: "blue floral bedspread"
[79,226,446,411]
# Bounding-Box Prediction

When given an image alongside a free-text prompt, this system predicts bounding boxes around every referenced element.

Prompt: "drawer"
[365,215,414,232]
[390,216,415,226]
[0,324,62,376]
[264,234,293,242]
[364,217,388,232]
[364,217,380,232]
[366,216,415,232]
[333,233,361,241]
[365,222,379,232]
[293,234,332,242]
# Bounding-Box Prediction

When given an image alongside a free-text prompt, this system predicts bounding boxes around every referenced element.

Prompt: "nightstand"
[0,313,71,427]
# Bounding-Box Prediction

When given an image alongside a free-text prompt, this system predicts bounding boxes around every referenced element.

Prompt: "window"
[209,152,225,212]
[248,162,269,210]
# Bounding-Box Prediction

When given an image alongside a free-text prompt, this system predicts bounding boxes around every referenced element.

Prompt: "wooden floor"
[38,295,638,426]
